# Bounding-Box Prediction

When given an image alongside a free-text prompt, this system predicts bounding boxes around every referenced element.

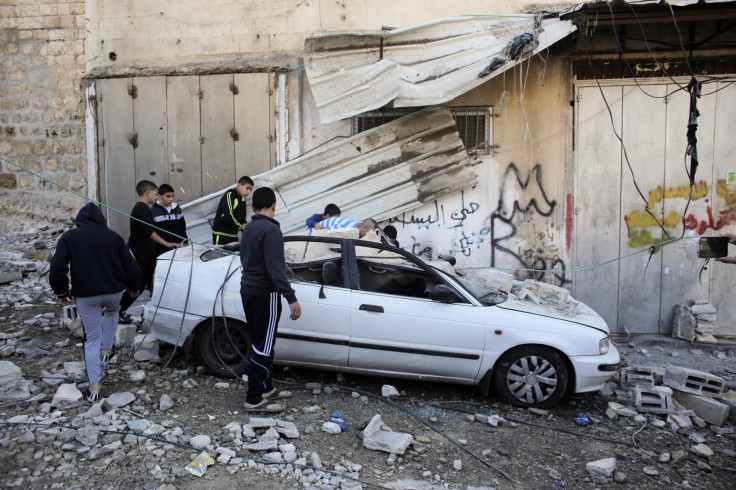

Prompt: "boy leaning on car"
[240,187,301,413]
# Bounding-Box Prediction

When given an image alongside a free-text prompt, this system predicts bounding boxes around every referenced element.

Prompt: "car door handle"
[359,304,384,313]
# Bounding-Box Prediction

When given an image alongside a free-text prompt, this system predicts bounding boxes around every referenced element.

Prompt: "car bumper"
[569,343,621,393]
[143,303,202,347]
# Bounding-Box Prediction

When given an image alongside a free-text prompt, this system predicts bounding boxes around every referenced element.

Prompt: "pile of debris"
[614,363,735,430]
[672,300,720,343]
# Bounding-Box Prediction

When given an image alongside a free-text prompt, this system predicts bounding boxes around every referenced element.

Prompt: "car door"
[348,241,485,382]
[275,236,351,368]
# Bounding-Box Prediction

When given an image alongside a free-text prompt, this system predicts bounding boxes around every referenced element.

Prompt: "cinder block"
[115,324,137,348]
[673,392,729,426]
[624,366,656,387]
[664,366,725,398]
[635,385,674,414]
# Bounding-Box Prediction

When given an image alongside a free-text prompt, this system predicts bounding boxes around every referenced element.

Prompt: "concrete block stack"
[691,301,718,343]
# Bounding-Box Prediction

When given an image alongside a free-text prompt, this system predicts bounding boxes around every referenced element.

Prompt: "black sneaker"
[118,312,132,324]
[86,390,99,403]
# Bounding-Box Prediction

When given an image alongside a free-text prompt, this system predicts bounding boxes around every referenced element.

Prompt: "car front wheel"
[493,346,568,408]
[194,319,251,378]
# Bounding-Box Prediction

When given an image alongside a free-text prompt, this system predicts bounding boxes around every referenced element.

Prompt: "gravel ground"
[0,212,735,490]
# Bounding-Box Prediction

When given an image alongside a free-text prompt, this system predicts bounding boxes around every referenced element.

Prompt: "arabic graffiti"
[624,179,736,248]
[489,163,569,285]
[388,191,481,229]
[388,164,570,285]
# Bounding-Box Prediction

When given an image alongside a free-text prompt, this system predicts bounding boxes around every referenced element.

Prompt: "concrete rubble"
[0,222,734,488]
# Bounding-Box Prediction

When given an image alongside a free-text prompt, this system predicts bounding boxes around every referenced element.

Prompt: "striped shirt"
[309,217,359,234]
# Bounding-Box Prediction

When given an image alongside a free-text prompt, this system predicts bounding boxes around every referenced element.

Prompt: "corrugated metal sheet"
[183,106,476,242]
[304,16,577,123]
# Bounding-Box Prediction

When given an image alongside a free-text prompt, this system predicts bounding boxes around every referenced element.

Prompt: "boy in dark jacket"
[240,187,301,412]
[212,176,253,245]
[119,180,179,322]
[150,183,188,256]
[50,202,142,402]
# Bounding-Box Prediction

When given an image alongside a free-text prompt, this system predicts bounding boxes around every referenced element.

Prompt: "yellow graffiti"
[625,210,683,231]
[628,230,666,249]
[716,179,736,207]
[627,178,736,248]
[646,180,709,209]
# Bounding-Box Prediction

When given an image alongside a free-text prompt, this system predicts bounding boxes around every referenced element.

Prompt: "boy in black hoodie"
[240,187,301,412]
[50,202,141,402]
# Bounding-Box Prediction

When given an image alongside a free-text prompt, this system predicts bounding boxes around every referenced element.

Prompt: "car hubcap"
[214,327,248,363]
[506,355,558,404]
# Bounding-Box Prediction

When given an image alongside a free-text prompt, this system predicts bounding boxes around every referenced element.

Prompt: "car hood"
[494,294,610,334]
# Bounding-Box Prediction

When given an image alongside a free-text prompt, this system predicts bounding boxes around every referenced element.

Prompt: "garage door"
[95,74,276,237]
[573,79,736,335]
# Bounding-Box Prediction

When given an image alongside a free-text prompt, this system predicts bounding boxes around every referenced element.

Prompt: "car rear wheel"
[493,346,568,408]
[194,319,251,378]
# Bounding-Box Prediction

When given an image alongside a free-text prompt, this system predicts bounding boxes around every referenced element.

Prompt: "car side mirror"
[430,284,459,303]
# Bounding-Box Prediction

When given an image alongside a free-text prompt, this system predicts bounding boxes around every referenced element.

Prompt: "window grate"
[352,106,492,155]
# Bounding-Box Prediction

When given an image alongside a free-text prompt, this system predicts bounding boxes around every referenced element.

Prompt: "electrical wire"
[584,40,673,241]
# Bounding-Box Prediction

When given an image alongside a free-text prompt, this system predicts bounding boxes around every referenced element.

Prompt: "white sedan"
[143,234,620,408]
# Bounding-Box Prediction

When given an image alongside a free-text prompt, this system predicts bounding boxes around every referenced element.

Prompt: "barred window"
[352,106,493,155]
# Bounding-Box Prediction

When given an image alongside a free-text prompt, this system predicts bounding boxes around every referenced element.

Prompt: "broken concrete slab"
[671,305,696,341]
[0,360,22,385]
[51,383,82,407]
[521,279,569,306]
[586,457,616,478]
[664,366,725,398]
[673,392,729,427]
[0,379,32,402]
[363,414,413,455]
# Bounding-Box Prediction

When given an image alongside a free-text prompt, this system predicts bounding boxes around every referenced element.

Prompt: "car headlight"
[599,337,610,355]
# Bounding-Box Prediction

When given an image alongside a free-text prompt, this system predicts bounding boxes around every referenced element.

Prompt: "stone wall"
[0,1,87,215]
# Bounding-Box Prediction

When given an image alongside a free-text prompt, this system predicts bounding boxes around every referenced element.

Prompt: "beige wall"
[387,56,574,286]
[0,0,88,218]
[85,1,576,70]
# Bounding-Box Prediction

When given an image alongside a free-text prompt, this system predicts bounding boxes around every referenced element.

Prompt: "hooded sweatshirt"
[50,202,142,298]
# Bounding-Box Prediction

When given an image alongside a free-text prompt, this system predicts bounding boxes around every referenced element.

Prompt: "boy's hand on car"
[289,301,301,320]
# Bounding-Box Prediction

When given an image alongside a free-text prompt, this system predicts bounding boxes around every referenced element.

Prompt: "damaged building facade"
[0,0,734,336]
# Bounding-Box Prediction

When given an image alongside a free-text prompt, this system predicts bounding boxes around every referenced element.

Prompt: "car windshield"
[452,273,508,306]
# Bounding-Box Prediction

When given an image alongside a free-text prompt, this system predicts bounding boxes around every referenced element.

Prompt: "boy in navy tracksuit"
[50,202,141,401]
[150,183,188,256]
[240,187,301,412]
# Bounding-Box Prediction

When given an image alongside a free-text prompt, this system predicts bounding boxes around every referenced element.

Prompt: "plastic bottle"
[330,411,347,432]
[574,412,589,426]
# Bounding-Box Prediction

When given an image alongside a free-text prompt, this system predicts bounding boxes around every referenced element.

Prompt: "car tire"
[493,346,568,409]
[194,319,251,378]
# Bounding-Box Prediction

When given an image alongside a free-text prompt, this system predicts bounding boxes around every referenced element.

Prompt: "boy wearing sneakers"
[150,183,188,257]
[119,180,179,323]
[240,187,301,412]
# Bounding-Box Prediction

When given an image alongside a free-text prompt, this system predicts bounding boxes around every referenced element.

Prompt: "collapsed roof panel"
[183,106,476,241]
[304,15,577,123]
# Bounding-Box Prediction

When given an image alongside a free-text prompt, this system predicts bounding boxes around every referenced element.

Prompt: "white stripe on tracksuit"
[252,292,278,357]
